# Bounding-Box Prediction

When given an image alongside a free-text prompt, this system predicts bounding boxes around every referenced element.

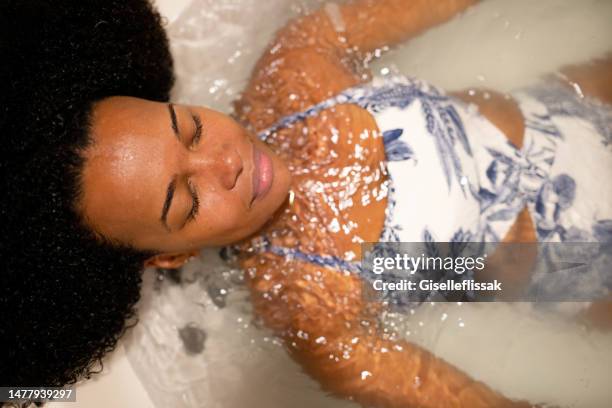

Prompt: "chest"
[261,103,389,259]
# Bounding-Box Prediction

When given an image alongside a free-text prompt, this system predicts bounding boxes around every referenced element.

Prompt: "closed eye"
[185,179,200,223]
[191,114,203,147]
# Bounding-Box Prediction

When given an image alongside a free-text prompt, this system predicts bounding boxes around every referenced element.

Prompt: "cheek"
[197,191,250,233]
[191,192,276,246]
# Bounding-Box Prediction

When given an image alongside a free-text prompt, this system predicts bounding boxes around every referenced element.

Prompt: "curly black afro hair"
[0,0,174,386]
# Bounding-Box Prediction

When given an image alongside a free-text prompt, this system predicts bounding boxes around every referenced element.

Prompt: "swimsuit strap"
[256,75,447,142]
[265,243,364,274]
[232,236,363,273]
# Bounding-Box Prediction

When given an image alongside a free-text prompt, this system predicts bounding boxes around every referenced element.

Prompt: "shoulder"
[240,251,366,334]
[234,45,366,133]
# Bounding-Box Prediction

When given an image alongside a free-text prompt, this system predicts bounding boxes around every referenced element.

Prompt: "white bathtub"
[50,0,612,407]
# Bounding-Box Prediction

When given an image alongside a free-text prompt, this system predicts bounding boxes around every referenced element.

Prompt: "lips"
[251,145,274,205]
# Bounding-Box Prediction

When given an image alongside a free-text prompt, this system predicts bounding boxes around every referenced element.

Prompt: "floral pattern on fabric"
[255,75,612,306]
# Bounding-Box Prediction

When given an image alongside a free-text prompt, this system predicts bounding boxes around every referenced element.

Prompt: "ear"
[144,250,199,269]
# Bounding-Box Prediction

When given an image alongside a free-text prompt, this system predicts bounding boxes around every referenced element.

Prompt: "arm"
[556,54,612,105]
[235,0,478,131]
[260,0,480,61]
[286,0,479,56]
[242,254,531,408]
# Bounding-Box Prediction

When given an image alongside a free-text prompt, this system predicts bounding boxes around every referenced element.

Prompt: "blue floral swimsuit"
[254,75,612,304]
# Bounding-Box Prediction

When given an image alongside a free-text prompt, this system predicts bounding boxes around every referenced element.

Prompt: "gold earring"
[288,189,295,206]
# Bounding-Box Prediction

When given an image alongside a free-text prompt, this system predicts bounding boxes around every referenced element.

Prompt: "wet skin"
[79,96,292,258]
[77,0,612,406]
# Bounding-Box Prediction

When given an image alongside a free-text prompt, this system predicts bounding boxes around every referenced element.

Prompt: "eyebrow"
[160,176,177,231]
[168,103,180,140]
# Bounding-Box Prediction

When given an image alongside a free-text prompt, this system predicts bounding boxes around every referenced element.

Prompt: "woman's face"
[79,96,291,258]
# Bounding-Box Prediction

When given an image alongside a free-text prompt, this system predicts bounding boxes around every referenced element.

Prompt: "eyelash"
[186,179,200,222]
[190,114,203,147]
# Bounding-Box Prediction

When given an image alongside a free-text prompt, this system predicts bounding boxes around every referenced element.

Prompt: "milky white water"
[126,0,612,406]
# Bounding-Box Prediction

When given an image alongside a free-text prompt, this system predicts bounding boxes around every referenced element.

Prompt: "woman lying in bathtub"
[2,0,611,406]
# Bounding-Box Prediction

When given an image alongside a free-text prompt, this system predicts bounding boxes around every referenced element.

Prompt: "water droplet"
[413,376,422,388]
[315,336,327,345]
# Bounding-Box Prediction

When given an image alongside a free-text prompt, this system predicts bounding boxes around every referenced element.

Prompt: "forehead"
[79,96,172,243]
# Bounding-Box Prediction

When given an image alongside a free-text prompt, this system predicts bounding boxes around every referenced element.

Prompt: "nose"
[187,143,243,190]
